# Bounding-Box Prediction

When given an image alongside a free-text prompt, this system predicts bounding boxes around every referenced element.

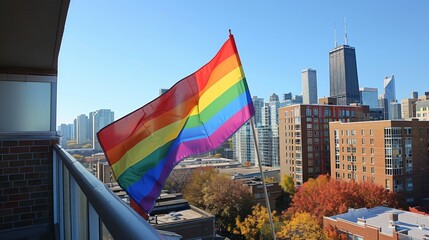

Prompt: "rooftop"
[327,206,429,239]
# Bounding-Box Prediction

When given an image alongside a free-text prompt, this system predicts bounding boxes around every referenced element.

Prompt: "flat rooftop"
[327,206,429,239]
[155,208,211,225]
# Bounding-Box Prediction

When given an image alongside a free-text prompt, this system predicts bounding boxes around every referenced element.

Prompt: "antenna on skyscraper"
[334,24,337,47]
[344,16,348,45]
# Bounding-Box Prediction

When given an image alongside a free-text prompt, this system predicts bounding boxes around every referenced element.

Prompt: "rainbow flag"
[97,34,254,213]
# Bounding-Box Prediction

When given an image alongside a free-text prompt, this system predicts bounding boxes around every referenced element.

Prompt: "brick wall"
[0,139,57,232]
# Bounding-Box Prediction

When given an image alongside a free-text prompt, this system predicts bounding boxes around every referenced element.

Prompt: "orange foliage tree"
[286,174,399,225]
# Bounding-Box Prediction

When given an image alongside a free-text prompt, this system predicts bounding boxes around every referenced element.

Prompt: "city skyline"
[58,1,429,124]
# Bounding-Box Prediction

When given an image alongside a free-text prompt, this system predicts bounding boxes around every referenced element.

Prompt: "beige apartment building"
[329,119,429,205]
[278,104,370,186]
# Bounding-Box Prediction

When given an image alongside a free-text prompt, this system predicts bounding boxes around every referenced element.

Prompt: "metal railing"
[52,144,170,240]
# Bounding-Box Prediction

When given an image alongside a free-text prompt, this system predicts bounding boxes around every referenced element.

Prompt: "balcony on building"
[0,1,179,239]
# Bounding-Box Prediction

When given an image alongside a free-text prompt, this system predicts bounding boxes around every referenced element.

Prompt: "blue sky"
[58,1,429,124]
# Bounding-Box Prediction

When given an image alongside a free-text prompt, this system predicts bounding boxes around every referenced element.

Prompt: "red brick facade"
[0,139,57,231]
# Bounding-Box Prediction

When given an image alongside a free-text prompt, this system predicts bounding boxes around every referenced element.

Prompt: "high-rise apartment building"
[92,109,114,150]
[233,122,255,165]
[359,87,378,108]
[401,98,417,119]
[76,114,89,144]
[302,68,318,104]
[329,119,429,205]
[58,123,73,147]
[251,96,264,127]
[279,104,370,186]
[416,100,429,120]
[329,45,360,105]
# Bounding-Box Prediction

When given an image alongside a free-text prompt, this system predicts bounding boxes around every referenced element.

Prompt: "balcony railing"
[52,144,176,240]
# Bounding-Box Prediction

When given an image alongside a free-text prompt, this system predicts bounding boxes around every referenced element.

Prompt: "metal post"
[250,118,276,239]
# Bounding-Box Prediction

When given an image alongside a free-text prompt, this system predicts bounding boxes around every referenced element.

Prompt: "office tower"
[282,92,292,102]
[92,109,115,150]
[329,45,360,105]
[302,68,318,104]
[76,114,89,144]
[279,104,370,186]
[359,87,378,108]
[159,88,168,96]
[330,119,429,205]
[384,75,396,103]
[252,96,264,127]
[389,101,402,120]
[378,95,389,120]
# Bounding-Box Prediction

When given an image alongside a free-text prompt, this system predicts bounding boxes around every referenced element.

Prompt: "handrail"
[53,144,165,239]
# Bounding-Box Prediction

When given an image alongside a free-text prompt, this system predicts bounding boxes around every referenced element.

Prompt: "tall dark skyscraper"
[329,44,360,105]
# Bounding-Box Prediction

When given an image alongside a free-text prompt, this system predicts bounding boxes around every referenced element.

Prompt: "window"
[362,148,366,154]
[371,167,375,174]
[363,166,367,172]
[370,129,374,136]
[371,148,374,154]
[362,157,366,163]
[362,138,365,144]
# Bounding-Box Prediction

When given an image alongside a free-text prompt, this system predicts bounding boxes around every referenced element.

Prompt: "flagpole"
[250,118,276,239]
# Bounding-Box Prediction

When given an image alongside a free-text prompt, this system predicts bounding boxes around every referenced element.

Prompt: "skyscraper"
[384,75,396,103]
[329,45,360,105]
[302,68,318,104]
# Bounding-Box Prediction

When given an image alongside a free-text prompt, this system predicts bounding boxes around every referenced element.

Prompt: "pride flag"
[97,34,254,213]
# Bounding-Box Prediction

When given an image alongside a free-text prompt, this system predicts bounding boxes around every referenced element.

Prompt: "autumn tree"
[279,174,296,196]
[234,204,280,240]
[286,174,399,225]
[324,225,347,240]
[163,169,192,193]
[182,167,219,208]
[183,167,256,237]
[277,212,323,240]
[202,173,255,236]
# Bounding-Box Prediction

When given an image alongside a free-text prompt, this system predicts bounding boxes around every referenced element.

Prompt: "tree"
[234,204,280,240]
[324,225,347,240]
[277,212,323,240]
[202,173,255,235]
[286,175,399,225]
[182,167,218,208]
[163,169,192,193]
[183,167,256,237]
[279,174,295,196]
